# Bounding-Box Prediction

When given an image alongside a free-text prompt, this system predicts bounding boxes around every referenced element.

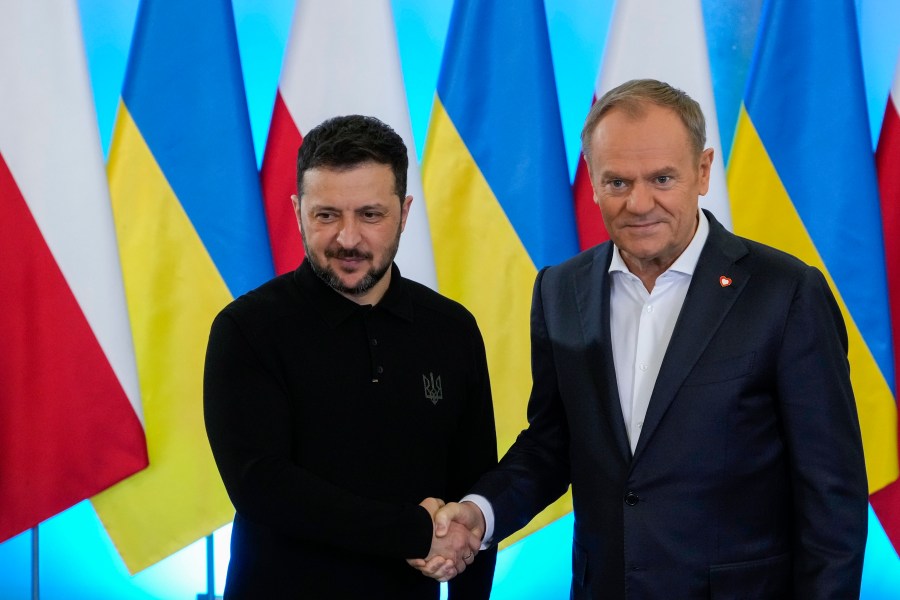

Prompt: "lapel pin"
[719,275,733,288]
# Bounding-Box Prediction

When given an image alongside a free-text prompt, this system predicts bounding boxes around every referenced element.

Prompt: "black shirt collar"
[293,259,414,326]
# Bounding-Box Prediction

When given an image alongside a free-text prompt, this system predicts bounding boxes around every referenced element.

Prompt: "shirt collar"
[294,259,414,327]
[608,208,710,277]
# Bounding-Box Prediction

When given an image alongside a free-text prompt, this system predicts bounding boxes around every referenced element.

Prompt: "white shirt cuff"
[460,494,495,550]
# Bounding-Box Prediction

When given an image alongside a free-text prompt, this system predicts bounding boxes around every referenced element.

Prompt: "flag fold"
[727,0,898,494]
[0,1,147,543]
[423,0,579,547]
[92,0,274,572]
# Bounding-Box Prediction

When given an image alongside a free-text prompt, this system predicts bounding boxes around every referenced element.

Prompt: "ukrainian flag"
[423,0,579,547]
[92,0,274,572]
[728,0,898,492]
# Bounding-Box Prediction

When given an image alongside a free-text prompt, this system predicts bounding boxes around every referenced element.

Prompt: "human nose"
[626,182,654,214]
[336,216,361,247]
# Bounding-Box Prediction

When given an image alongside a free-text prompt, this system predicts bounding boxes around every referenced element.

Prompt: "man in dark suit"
[412,79,868,598]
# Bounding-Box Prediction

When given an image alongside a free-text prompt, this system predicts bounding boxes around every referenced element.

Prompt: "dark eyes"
[314,211,384,221]
[605,176,673,191]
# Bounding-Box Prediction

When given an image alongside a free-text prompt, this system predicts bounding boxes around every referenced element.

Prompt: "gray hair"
[581,79,707,160]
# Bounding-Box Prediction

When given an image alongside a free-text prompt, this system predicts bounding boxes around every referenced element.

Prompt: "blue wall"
[2,0,899,597]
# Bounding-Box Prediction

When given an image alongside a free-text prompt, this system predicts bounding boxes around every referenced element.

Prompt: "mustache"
[325,248,373,260]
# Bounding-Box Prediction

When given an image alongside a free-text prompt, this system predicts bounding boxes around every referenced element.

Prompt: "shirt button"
[376,366,384,374]
[624,492,639,506]
[645,305,653,313]
[636,421,643,429]
[639,363,648,371]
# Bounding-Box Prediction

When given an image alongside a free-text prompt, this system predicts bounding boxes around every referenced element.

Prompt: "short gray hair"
[581,79,707,160]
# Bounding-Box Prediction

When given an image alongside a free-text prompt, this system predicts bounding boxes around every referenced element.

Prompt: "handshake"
[406,497,486,582]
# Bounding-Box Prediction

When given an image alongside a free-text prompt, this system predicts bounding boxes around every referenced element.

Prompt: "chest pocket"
[682,352,755,386]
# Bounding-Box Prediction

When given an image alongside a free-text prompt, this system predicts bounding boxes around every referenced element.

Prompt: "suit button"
[624,492,639,506]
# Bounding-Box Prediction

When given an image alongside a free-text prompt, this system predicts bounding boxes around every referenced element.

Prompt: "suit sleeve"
[448,313,498,599]
[776,266,868,597]
[203,310,433,560]
[470,267,572,543]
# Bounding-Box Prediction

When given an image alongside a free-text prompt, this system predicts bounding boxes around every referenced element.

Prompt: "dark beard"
[304,234,400,298]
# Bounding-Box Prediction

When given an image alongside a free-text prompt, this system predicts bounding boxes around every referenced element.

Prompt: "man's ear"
[400,195,413,233]
[697,148,714,196]
[291,194,302,226]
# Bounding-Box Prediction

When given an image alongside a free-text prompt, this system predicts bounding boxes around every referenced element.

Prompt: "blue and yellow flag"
[728,0,898,492]
[423,0,579,547]
[92,0,274,572]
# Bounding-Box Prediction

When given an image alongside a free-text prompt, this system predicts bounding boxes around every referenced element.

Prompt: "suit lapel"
[574,243,632,464]
[632,214,750,462]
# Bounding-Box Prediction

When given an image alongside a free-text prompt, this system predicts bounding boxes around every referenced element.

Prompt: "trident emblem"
[423,372,443,405]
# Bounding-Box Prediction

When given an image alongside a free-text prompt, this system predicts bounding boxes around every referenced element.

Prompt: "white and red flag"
[871,52,900,555]
[572,0,732,249]
[260,0,436,287]
[0,2,147,542]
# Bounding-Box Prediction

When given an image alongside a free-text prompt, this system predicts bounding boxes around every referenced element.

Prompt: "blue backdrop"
[2,0,899,598]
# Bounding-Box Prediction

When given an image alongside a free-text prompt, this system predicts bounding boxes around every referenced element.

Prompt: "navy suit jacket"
[472,211,867,599]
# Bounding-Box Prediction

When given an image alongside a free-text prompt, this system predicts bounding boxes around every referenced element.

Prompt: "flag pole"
[31,526,39,600]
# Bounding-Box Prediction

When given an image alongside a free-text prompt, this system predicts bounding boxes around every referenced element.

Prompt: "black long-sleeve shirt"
[204,259,497,599]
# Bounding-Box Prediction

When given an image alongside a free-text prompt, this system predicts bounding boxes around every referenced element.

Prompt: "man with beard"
[204,115,497,598]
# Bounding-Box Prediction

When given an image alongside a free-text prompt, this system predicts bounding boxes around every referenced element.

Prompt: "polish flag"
[871,52,900,554]
[572,0,732,249]
[260,0,436,287]
[0,2,148,541]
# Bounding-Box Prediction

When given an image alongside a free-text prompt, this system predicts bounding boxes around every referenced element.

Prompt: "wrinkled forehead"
[590,104,699,161]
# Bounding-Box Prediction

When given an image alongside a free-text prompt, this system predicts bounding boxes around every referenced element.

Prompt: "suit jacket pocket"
[709,552,790,599]
[682,352,755,386]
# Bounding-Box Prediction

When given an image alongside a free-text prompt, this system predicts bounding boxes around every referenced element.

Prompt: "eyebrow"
[646,166,678,179]
[598,166,678,180]
[354,204,389,212]
[308,202,389,212]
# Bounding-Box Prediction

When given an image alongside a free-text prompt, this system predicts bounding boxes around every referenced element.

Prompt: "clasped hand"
[406,498,486,582]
